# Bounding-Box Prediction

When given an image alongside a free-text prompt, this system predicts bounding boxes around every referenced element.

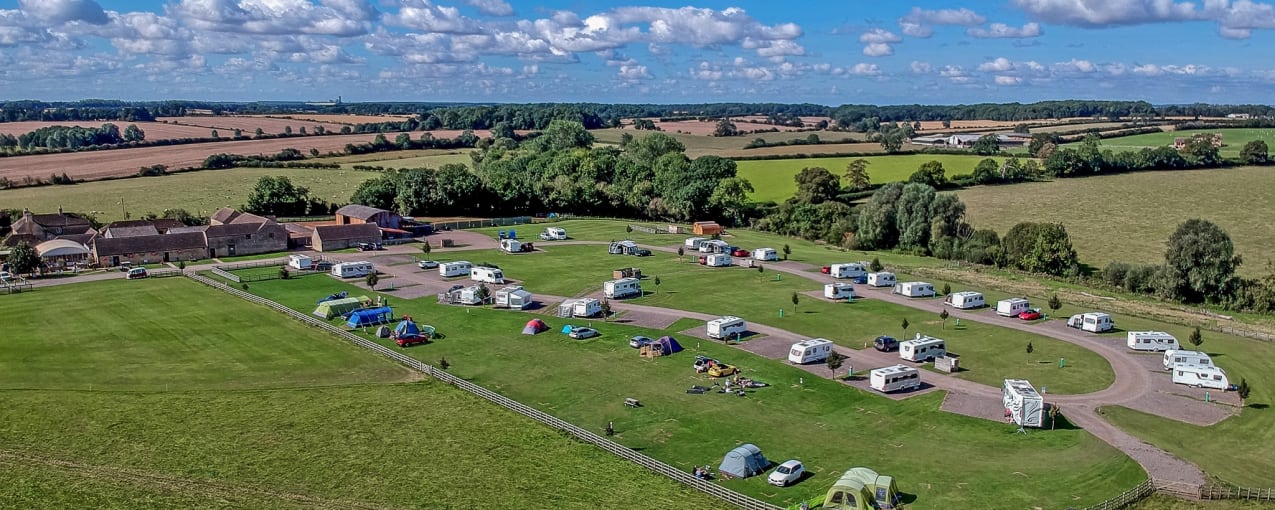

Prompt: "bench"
[624,398,641,408]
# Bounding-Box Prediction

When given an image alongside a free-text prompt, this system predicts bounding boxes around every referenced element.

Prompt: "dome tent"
[522,318,549,335]
[718,443,769,479]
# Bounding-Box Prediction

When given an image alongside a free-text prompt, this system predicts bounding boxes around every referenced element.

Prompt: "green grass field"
[591,128,867,158]
[736,155,1011,203]
[956,166,1275,275]
[319,149,473,170]
[1071,128,1275,158]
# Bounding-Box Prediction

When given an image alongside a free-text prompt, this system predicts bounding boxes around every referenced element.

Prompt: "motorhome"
[788,338,835,364]
[1163,350,1214,370]
[892,281,936,298]
[867,272,896,287]
[899,335,946,362]
[288,254,313,270]
[439,261,473,278]
[1002,379,1045,428]
[1127,331,1180,352]
[824,282,856,300]
[470,266,505,284]
[331,261,373,278]
[684,237,707,250]
[603,277,642,299]
[539,227,567,241]
[753,248,779,261]
[870,365,921,393]
[1172,364,1230,390]
[1068,312,1114,333]
[945,291,985,309]
[830,263,867,282]
[997,298,1031,317]
[707,316,747,340]
[704,253,733,267]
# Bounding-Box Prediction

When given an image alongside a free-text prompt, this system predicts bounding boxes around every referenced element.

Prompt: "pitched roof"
[313,223,381,241]
[105,225,159,238]
[335,204,389,220]
[205,223,262,238]
[2,233,39,248]
[284,223,314,235]
[152,219,187,232]
[93,232,207,257]
[210,207,241,224]
[55,233,97,246]
[167,225,210,234]
[229,212,273,225]
[30,213,91,229]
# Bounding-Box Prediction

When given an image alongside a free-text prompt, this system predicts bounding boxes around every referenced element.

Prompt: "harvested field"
[0,132,412,183]
[155,116,350,136]
[245,114,414,125]
[0,121,221,141]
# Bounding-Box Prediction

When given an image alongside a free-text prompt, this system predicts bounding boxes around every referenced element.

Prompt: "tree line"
[0,123,144,151]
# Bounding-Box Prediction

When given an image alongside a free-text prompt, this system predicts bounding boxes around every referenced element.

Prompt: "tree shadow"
[1247,403,1268,410]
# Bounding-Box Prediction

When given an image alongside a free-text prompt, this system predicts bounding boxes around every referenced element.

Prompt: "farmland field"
[156,116,350,135]
[323,149,474,170]
[736,154,1011,203]
[0,120,220,141]
[591,128,864,158]
[245,113,415,124]
[1072,128,1275,158]
[957,166,1275,274]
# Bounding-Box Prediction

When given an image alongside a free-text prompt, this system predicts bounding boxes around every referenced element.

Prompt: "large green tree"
[1002,222,1079,276]
[1240,140,1269,164]
[1161,218,1241,303]
[971,134,1001,155]
[708,177,754,226]
[844,159,871,191]
[244,176,311,216]
[793,167,841,204]
[894,182,937,252]
[6,241,41,275]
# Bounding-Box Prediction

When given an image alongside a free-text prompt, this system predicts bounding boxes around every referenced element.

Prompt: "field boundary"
[182,272,785,510]
[1079,478,1275,509]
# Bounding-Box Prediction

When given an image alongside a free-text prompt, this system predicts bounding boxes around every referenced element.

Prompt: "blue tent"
[561,324,575,334]
[346,307,392,328]
[394,318,421,338]
[316,291,348,305]
[652,336,683,355]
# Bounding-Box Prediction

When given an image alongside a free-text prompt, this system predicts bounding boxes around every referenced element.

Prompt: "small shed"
[718,444,769,479]
[692,221,723,236]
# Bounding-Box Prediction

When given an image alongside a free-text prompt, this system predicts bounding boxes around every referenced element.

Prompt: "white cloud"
[173,0,376,37]
[1052,58,1097,73]
[939,64,970,82]
[995,75,1022,85]
[968,22,1042,38]
[1011,0,1275,39]
[617,64,651,81]
[385,0,482,34]
[18,0,108,25]
[898,7,985,37]
[690,61,722,81]
[859,28,900,56]
[910,60,931,73]
[848,63,881,76]
[977,57,1014,72]
[463,0,513,17]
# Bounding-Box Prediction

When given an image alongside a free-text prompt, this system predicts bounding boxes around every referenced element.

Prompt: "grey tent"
[718,443,769,479]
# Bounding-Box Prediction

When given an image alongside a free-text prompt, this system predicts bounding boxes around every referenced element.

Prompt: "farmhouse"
[312,223,382,252]
[335,204,401,229]
[4,209,95,247]
[168,210,289,258]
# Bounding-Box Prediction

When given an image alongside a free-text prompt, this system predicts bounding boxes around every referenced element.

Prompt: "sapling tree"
[941,283,951,296]
[654,276,662,293]
[1026,341,1035,364]
[421,242,432,256]
[869,257,882,272]
[1237,378,1251,407]
[782,244,791,260]
[826,351,846,375]
[1048,404,1060,430]
[366,272,379,290]
[901,318,910,336]
[939,309,949,329]
[1189,327,1203,348]
[791,291,799,311]
[600,299,612,320]
[1048,293,1062,314]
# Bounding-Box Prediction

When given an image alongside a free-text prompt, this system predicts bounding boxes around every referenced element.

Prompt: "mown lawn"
[736,154,1011,203]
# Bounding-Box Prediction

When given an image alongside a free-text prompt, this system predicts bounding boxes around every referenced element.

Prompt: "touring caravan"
[558,298,602,318]
[707,316,747,340]
[439,261,473,278]
[788,338,834,364]
[899,335,946,362]
[470,266,505,284]
[494,286,533,310]
[997,298,1031,317]
[539,227,567,241]
[457,286,486,305]
[1163,350,1213,370]
[699,239,730,253]
[753,248,778,261]
[331,261,374,278]
[1172,364,1230,390]
[1068,312,1114,333]
[892,281,936,298]
[867,272,896,288]
[604,277,642,299]
[684,237,707,250]
[288,254,313,270]
[1127,331,1180,352]
[830,263,867,282]
[499,238,532,253]
[1003,379,1045,428]
[870,365,921,393]
[824,282,856,300]
[704,253,733,267]
[945,291,985,309]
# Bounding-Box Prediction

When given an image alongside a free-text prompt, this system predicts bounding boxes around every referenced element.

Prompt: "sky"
[2,0,1275,105]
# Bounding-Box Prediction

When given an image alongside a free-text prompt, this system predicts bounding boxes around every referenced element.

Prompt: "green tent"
[312,296,369,319]
[823,467,901,510]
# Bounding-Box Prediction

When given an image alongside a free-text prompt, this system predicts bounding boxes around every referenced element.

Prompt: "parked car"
[126,267,148,280]
[569,327,600,339]
[418,260,439,269]
[731,248,750,257]
[1018,310,1042,321]
[314,260,334,271]
[708,363,738,377]
[873,335,899,352]
[768,460,805,487]
[0,271,11,281]
[448,284,465,293]
[629,336,654,349]
[358,242,383,251]
[820,266,831,274]
[634,248,653,257]
[692,355,720,371]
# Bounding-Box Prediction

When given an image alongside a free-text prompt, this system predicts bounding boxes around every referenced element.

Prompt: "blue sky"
[1,0,1274,104]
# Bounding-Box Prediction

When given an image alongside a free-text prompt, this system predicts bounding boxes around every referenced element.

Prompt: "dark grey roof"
[313,223,381,241]
[205,223,261,238]
[106,225,159,238]
[93,232,207,257]
[211,208,241,224]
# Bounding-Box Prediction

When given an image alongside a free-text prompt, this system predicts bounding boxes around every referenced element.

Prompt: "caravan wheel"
[1192,383,1202,389]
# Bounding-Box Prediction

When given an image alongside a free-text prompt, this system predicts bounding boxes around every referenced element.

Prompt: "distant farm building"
[335,204,401,229]
[312,223,382,252]
[1174,133,1223,150]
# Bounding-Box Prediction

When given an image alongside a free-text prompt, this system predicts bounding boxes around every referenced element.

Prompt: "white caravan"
[494,286,533,310]
[457,285,486,305]
[824,282,856,300]
[1002,379,1045,428]
[788,338,835,364]
[1172,364,1230,390]
[470,266,505,284]
[707,316,747,340]
[997,298,1031,317]
[830,263,867,281]
[892,281,936,298]
[288,254,313,270]
[899,335,946,362]
[870,365,921,393]
[1127,331,1180,352]
[753,248,779,261]
[867,272,896,287]
[603,277,642,299]
[439,261,473,277]
[945,291,986,309]
[499,238,525,253]
[539,227,567,241]
[704,253,733,267]
[1068,312,1114,333]
[566,298,602,318]
[684,237,707,250]
[331,261,373,278]
[699,239,730,253]
[1163,350,1213,370]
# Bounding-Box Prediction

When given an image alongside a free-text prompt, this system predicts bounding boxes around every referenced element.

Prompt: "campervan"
[1003,379,1045,428]
[1068,312,1114,333]
[867,272,896,287]
[753,248,779,261]
[892,281,936,298]
[439,261,473,278]
[997,298,1031,317]
[1127,331,1180,352]
[824,282,856,300]
[704,253,733,267]
[899,335,946,362]
[788,338,834,364]
[945,291,985,309]
[604,277,642,299]
[1163,350,1213,370]
[331,261,373,278]
[539,227,567,241]
[870,365,921,393]
[707,316,747,340]
[684,237,707,250]
[470,266,505,284]
[1172,364,1230,390]
[830,263,867,282]
[288,254,313,270]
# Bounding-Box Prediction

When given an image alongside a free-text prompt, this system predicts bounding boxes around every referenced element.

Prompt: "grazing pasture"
[736,154,1008,203]
[592,128,863,158]
[1073,128,1275,158]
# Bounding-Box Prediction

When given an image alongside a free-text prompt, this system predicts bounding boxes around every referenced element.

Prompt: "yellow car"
[708,364,738,377]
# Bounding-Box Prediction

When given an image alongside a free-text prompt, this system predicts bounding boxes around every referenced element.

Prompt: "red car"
[732,248,750,257]
[820,266,831,274]
[1018,310,1042,321]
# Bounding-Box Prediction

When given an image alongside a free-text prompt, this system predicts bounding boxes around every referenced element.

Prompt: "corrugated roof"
[335,204,389,220]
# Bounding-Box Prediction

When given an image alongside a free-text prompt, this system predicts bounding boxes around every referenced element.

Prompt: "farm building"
[102,223,159,238]
[692,221,723,236]
[200,213,288,258]
[4,209,95,247]
[91,232,207,267]
[335,204,401,229]
[311,224,382,252]
[34,239,91,268]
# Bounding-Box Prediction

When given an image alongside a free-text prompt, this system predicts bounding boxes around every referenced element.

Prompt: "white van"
[603,277,642,299]
[824,282,856,300]
[945,291,985,309]
[788,338,835,364]
[707,316,747,340]
[470,266,505,284]
[830,263,867,281]
[997,298,1030,317]
[753,248,778,261]
[1163,350,1213,370]
[899,335,946,362]
[288,254,313,270]
[892,281,935,298]
[439,261,473,278]
[1068,312,1114,333]
[871,365,921,393]
[684,237,707,250]
[331,261,373,278]
[1127,331,1179,352]
[1172,363,1230,390]
[867,272,896,287]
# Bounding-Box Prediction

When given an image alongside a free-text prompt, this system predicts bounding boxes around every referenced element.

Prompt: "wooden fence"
[1081,479,1154,510]
[1200,485,1275,502]
[182,272,783,510]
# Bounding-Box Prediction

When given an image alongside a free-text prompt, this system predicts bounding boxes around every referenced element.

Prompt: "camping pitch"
[522,318,550,335]
[312,296,369,319]
[823,467,901,510]
[392,316,434,347]
[345,307,393,329]
[718,443,769,479]
[640,336,683,357]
